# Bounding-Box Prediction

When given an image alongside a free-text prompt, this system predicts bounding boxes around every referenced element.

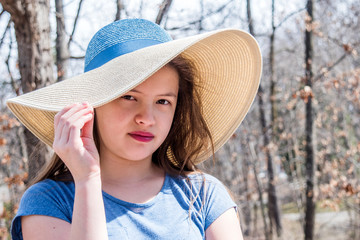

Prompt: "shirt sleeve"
[203,174,237,230]
[11,179,74,240]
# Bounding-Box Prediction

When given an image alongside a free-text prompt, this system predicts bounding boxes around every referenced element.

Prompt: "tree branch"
[67,0,84,47]
[71,38,86,52]
[69,55,85,59]
[314,53,348,81]
[165,0,234,31]
[5,27,19,95]
[0,0,25,23]
[155,0,173,25]
[275,7,306,30]
[0,18,11,50]
[138,0,144,18]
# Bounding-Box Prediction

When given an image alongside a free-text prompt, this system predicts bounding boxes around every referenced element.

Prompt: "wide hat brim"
[7,29,262,164]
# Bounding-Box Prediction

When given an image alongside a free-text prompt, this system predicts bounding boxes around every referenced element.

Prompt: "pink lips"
[129,131,154,142]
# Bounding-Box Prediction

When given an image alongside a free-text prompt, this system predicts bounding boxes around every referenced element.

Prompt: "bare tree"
[55,0,84,81]
[246,0,281,238]
[55,0,69,81]
[304,0,315,239]
[248,137,269,240]
[246,1,270,239]
[0,0,54,182]
[240,145,252,236]
[269,0,276,128]
[268,0,282,237]
[67,0,84,51]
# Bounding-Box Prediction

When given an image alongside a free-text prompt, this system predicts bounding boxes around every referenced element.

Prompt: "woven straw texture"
[7,29,262,164]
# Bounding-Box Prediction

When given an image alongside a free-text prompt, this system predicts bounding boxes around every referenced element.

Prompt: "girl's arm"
[22,215,71,240]
[205,208,243,240]
[71,174,107,239]
[22,176,106,240]
[22,103,108,240]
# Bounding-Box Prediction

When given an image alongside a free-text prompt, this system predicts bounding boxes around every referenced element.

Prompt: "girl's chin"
[102,142,161,162]
[119,151,155,162]
[126,156,153,162]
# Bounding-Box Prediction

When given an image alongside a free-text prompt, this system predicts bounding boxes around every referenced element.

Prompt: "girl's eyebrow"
[129,89,177,98]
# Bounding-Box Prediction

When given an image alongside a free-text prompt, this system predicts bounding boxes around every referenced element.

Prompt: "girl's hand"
[53,102,100,183]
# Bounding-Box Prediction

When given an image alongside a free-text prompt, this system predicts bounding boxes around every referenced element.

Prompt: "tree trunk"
[270,0,277,129]
[55,0,69,81]
[115,0,123,21]
[248,140,269,240]
[155,0,173,25]
[246,1,269,238]
[304,0,315,239]
[241,153,252,236]
[269,0,282,237]
[1,0,54,182]
[246,0,281,238]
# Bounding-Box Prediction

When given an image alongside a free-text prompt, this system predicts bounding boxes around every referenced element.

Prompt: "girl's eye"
[121,95,135,101]
[157,99,170,105]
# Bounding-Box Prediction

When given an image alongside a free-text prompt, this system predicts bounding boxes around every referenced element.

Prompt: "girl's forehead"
[128,65,179,95]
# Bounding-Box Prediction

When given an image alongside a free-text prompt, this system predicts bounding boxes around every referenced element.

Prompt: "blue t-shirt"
[11,173,236,239]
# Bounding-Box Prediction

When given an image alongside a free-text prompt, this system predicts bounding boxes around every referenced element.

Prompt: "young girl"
[8,19,262,239]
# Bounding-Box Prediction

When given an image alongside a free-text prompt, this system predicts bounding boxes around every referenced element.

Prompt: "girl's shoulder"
[165,171,236,230]
[24,179,75,199]
[18,179,76,215]
[186,171,223,183]
[166,171,230,199]
[170,171,224,187]
[11,180,75,239]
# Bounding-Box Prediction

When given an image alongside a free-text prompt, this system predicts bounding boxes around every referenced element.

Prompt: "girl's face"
[95,65,179,163]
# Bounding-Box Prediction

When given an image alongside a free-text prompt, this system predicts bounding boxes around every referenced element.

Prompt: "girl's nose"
[134,104,155,126]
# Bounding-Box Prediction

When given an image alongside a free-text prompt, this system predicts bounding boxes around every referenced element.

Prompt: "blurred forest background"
[0,0,359,239]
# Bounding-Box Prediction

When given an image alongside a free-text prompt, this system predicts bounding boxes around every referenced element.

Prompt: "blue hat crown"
[84,19,172,72]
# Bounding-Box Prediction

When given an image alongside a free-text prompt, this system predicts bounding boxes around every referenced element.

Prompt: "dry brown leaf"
[1,153,11,165]
[0,138,7,146]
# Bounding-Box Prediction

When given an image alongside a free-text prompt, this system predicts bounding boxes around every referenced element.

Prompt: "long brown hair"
[29,55,213,185]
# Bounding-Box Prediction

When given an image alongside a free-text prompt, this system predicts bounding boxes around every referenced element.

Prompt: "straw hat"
[7,19,262,163]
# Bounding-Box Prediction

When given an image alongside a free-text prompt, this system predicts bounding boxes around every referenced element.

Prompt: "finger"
[54,103,83,140]
[54,103,90,142]
[81,107,94,140]
[68,113,94,146]
[54,103,79,126]
[57,103,89,125]
[54,104,76,143]
[54,113,92,156]
[64,106,93,134]
[58,118,71,146]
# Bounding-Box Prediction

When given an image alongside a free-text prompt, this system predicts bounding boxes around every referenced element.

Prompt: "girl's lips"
[129,131,154,142]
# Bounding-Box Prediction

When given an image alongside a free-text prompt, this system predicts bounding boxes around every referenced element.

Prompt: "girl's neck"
[99,152,165,203]
[99,152,163,187]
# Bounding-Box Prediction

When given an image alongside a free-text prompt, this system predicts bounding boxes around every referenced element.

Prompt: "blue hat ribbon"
[84,39,163,72]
